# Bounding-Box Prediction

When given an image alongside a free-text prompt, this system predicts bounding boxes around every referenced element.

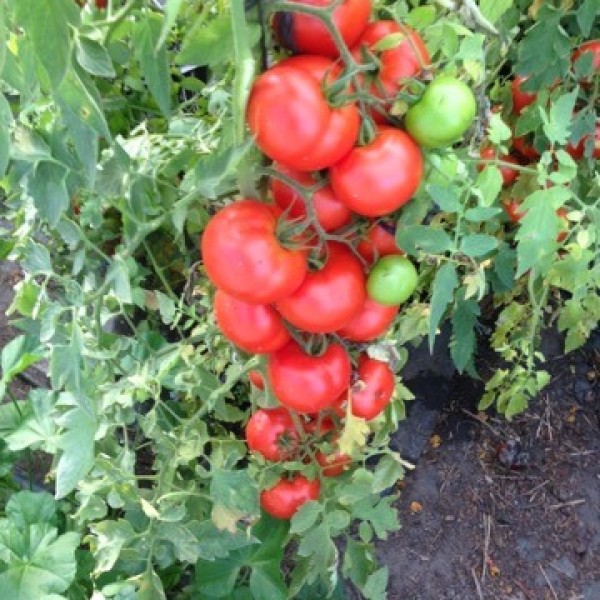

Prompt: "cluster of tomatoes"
[484,40,600,229]
[199,0,480,520]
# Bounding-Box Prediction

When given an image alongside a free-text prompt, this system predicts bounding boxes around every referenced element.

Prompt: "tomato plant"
[367,255,419,305]
[246,407,299,461]
[260,475,320,520]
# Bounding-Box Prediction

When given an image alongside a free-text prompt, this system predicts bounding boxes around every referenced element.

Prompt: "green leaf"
[479,0,512,23]
[0,335,43,400]
[363,566,389,600]
[6,491,58,529]
[428,263,458,351]
[158,0,186,49]
[134,13,171,117]
[576,0,600,37]
[26,161,69,226]
[106,258,133,304]
[540,89,578,145]
[136,568,167,600]
[371,454,404,493]
[460,234,498,258]
[177,16,235,67]
[451,295,480,373]
[396,225,454,256]
[290,502,322,535]
[50,327,84,392]
[75,35,115,78]
[13,0,79,88]
[475,166,503,207]
[249,562,287,600]
[406,6,437,29]
[0,93,12,177]
[210,469,259,517]
[464,206,502,222]
[55,399,97,498]
[22,239,53,274]
[90,520,137,573]
[427,184,461,212]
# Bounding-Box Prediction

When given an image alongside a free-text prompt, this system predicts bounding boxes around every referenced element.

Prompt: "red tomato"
[503,199,525,224]
[246,408,299,461]
[478,147,519,186]
[247,61,359,171]
[351,355,395,420]
[512,134,540,161]
[316,448,351,476]
[201,200,307,304]
[214,290,290,354]
[356,221,402,263]
[268,341,351,413]
[277,242,366,333]
[249,370,265,390]
[273,0,372,59]
[330,127,423,217]
[337,297,398,342]
[353,21,430,105]
[270,165,352,232]
[572,40,600,82]
[566,123,600,159]
[247,67,329,168]
[511,76,537,115]
[260,474,320,519]
[95,0,107,7]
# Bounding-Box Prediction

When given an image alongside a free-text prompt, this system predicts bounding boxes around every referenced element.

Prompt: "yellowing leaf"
[211,504,244,534]
[338,408,369,456]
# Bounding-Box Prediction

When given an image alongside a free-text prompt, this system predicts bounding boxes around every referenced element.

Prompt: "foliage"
[0,0,598,598]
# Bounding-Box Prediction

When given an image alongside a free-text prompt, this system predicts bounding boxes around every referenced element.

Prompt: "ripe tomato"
[337,297,398,342]
[478,147,519,186]
[277,242,366,333]
[246,408,299,461]
[201,200,307,304]
[316,448,351,477]
[566,123,600,159]
[95,0,107,7]
[270,165,352,232]
[405,75,477,149]
[247,67,329,168]
[367,255,418,306]
[249,370,265,390]
[503,199,525,224]
[247,61,359,171]
[353,20,430,107]
[268,341,351,413]
[511,75,537,115]
[214,290,290,354]
[273,0,372,59]
[330,127,423,217]
[571,40,600,82]
[260,474,320,520]
[351,355,395,420]
[356,220,403,263]
[512,134,540,161]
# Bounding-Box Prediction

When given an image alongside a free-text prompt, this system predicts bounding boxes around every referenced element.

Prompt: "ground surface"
[1,260,599,599]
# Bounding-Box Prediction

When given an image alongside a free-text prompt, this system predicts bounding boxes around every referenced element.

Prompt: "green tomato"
[367,256,418,306]
[405,75,477,149]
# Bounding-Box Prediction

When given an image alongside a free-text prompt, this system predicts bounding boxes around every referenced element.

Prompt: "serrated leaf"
[290,502,322,535]
[338,411,369,456]
[460,234,498,258]
[371,455,404,494]
[540,89,578,145]
[396,225,454,256]
[428,263,458,351]
[134,12,171,117]
[451,295,480,373]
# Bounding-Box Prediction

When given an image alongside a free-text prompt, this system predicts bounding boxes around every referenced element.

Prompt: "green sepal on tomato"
[260,474,320,520]
[268,340,351,413]
[405,75,477,149]
[201,200,307,305]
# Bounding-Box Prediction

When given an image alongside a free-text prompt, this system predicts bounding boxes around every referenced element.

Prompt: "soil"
[1,258,599,599]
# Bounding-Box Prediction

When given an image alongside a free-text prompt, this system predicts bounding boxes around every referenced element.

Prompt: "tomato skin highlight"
[330,127,423,217]
[273,0,372,59]
[337,297,398,342]
[478,147,519,186]
[353,20,430,104]
[356,221,402,263]
[277,242,366,333]
[214,290,290,354]
[351,355,395,420]
[270,165,352,232]
[246,408,299,461]
[268,341,352,413]
[405,75,477,149]
[260,475,320,520]
[511,75,537,115]
[201,200,307,305]
[249,370,265,390]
